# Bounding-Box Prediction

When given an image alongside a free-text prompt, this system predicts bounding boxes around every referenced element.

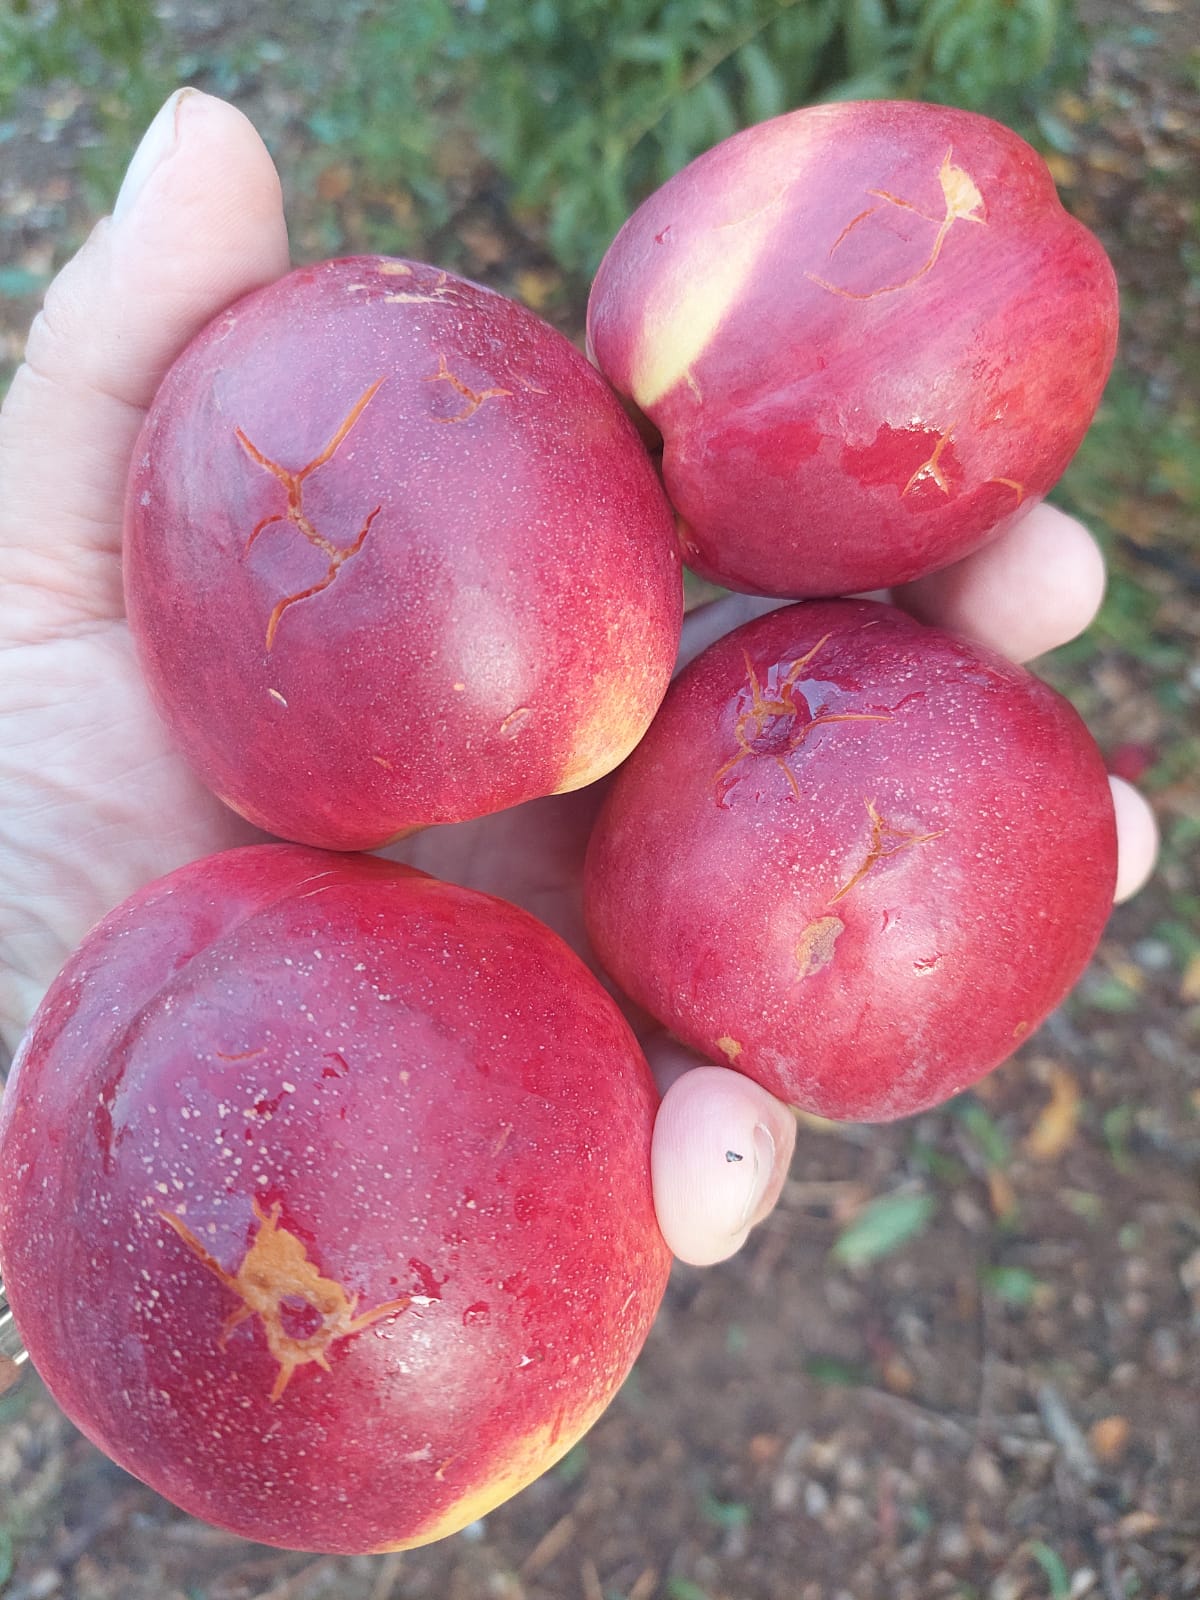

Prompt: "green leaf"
[1081,973,1141,1013]
[980,1265,1038,1306]
[1062,1188,1104,1223]
[737,39,787,123]
[804,1354,867,1386]
[1027,1540,1071,1598]
[1103,1104,1136,1173]
[954,1098,1011,1169]
[832,1192,935,1267]
[1036,107,1078,153]
[699,1491,751,1530]
[820,67,901,101]
[0,266,46,297]
[692,74,739,143]
[556,1441,589,1483]
[612,32,679,64]
[909,1138,968,1184]
[845,0,893,73]
[667,1581,713,1600]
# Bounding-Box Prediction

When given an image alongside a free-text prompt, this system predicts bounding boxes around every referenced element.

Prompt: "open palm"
[0,92,1156,1267]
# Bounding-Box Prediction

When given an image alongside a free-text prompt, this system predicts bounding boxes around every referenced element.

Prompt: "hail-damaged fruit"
[124,257,682,850]
[587,101,1119,596]
[584,600,1117,1122]
[0,846,669,1553]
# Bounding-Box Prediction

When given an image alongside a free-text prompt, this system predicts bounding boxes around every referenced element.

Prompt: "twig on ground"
[856,1386,975,1449]
[1036,1382,1101,1486]
[520,1511,578,1579]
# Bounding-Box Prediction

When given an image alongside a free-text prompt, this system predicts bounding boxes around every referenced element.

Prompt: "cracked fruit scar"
[123,256,682,851]
[0,846,669,1553]
[584,600,1117,1122]
[587,100,1119,596]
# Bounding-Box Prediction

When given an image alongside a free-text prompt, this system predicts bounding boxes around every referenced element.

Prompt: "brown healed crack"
[424,352,512,422]
[791,801,944,985]
[236,379,386,651]
[160,1197,410,1402]
[712,636,892,807]
[903,422,957,497]
[828,798,945,906]
[806,148,986,301]
[986,476,1025,502]
[795,915,845,979]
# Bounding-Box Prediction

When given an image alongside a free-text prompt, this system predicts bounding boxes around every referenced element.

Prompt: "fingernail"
[734,1122,777,1233]
[114,87,197,223]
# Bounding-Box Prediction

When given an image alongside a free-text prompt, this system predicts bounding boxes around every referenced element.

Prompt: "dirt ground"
[0,2,1198,1598]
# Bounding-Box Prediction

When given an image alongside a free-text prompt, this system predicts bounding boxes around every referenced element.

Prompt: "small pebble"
[1132,938,1173,971]
[1150,1325,1185,1378]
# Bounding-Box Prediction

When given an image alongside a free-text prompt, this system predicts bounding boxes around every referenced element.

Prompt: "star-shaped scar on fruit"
[806,148,987,300]
[159,1197,411,1401]
[236,378,386,651]
[712,635,893,806]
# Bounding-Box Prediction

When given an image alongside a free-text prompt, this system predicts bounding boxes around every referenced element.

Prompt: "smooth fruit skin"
[124,257,682,850]
[587,101,1119,596]
[0,847,669,1552]
[584,601,1117,1121]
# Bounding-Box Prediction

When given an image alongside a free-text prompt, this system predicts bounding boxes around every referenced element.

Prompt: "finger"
[0,89,290,635]
[1111,776,1158,903]
[678,503,1105,672]
[647,1051,795,1266]
[677,591,783,673]
[892,502,1106,663]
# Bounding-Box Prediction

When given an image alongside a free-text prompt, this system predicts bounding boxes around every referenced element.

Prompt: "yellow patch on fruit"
[629,185,792,410]
[371,1402,603,1552]
[795,916,844,980]
[553,675,656,795]
[159,1198,410,1402]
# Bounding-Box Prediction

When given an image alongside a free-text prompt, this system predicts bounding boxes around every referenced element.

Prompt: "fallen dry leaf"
[1115,1509,1162,1539]
[882,1354,917,1396]
[516,267,563,311]
[1089,1414,1132,1463]
[987,1166,1018,1221]
[1025,1066,1082,1161]
[748,1433,783,1464]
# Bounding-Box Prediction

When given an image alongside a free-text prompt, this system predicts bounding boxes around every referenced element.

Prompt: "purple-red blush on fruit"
[0,846,669,1552]
[588,101,1118,596]
[125,256,682,850]
[584,600,1117,1121]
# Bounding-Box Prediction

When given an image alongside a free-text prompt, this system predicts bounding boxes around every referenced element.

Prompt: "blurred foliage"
[0,0,167,193]
[830,1189,935,1266]
[1059,372,1200,560]
[0,1,299,208]
[1,0,1085,277]
[306,0,1085,275]
[0,0,159,90]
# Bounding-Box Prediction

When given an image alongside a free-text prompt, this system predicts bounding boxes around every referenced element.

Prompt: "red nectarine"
[587,101,1118,596]
[125,257,682,850]
[584,600,1117,1121]
[0,846,669,1551]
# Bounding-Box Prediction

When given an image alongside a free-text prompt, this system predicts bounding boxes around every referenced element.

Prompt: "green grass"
[2,0,1090,280]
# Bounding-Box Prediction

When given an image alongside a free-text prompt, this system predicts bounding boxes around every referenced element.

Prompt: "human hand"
[0,91,1158,1268]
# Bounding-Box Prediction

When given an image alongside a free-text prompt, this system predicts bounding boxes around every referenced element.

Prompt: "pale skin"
[0,91,1158,1268]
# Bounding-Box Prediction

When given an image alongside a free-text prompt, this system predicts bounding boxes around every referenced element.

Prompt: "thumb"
[0,88,290,639]
[647,1047,796,1266]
